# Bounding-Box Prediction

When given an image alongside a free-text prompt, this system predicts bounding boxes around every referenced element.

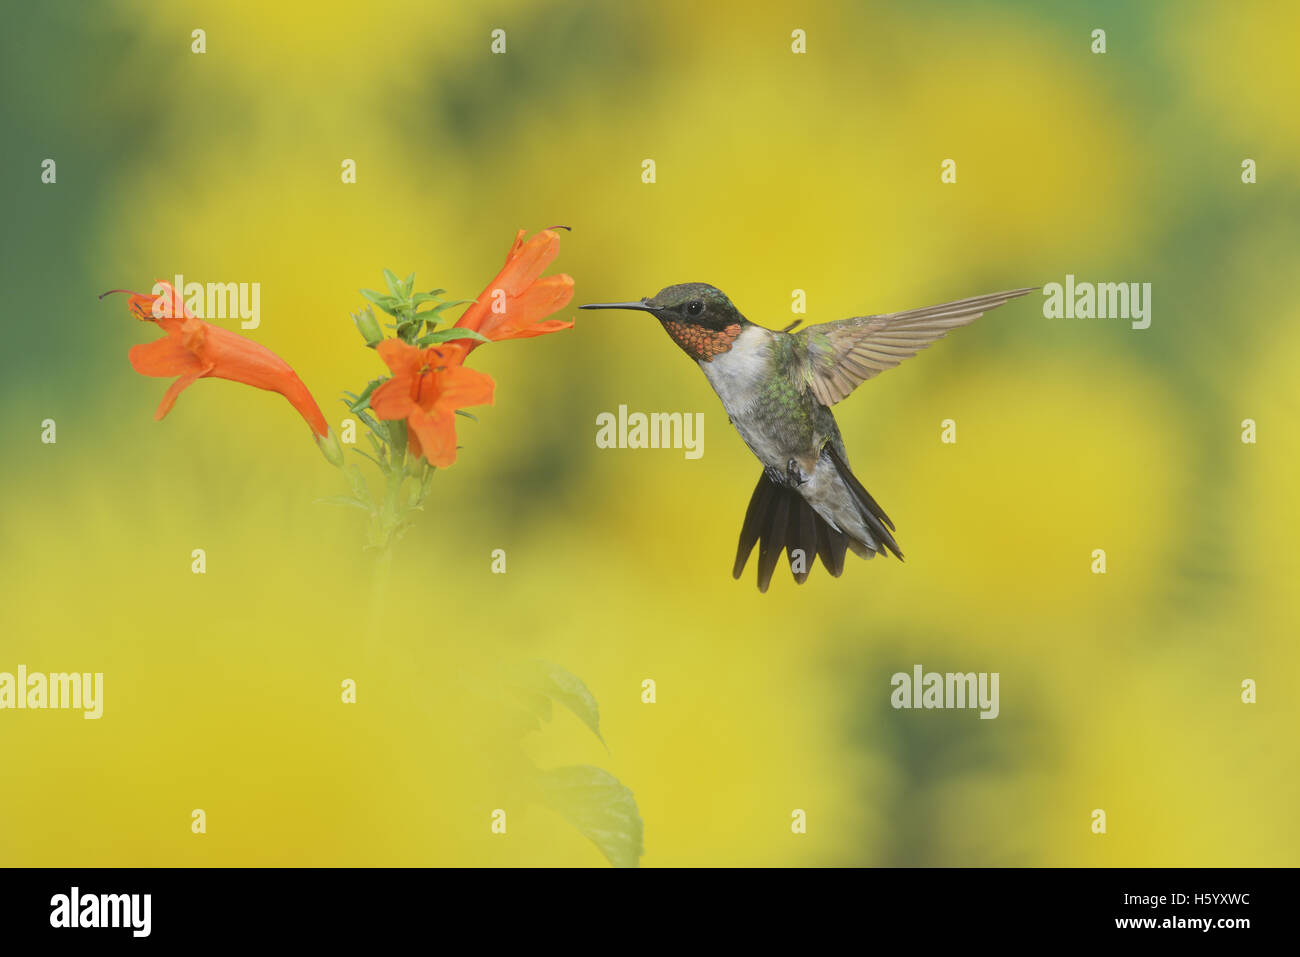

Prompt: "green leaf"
[454,409,478,422]
[348,377,388,413]
[511,688,553,730]
[415,299,478,330]
[510,660,605,745]
[410,290,448,305]
[361,289,404,318]
[536,766,644,868]
[382,269,403,298]
[429,298,477,314]
[355,409,386,441]
[402,272,416,298]
[314,495,371,513]
[350,448,383,469]
[416,328,491,347]
[412,296,469,317]
[344,463,371,502]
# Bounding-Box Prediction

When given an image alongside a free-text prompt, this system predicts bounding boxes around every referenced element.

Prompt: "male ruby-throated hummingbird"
[581,283,1035,591]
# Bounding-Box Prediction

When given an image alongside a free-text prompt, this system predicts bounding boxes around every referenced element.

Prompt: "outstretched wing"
[790,287,1036,406]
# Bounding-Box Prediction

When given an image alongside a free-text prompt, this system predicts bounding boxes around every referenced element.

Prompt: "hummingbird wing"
[790,287,1036,406]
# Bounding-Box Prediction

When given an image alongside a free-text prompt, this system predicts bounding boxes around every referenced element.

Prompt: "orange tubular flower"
[453,228,575,350]
[369,339,495,468]
[107,281,330,439]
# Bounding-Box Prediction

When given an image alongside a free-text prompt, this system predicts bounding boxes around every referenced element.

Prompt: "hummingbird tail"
[730,471,852,592]
[733,448,904,592]
[824,445,904,562]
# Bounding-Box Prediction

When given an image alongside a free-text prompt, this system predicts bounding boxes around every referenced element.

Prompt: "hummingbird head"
[580,283,749,361]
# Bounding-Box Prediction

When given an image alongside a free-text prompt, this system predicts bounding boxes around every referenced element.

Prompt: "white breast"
[699,325,771,417]
[699,325,787,469]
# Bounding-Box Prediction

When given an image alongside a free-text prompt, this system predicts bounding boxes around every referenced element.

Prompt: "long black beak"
[579,300,655,312]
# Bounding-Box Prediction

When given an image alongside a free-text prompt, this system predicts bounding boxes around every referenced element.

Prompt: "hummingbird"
[581,283,1035,591]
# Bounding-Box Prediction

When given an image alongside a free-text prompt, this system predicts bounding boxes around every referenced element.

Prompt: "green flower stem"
[364,432,404,649]
[375,421,407,550]
[365,540,393,651]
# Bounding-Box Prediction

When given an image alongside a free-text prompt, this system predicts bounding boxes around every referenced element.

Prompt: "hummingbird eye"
[686,300,704,317]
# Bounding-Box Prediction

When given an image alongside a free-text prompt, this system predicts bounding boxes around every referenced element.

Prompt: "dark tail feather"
[754,485,790,591]
[735,471,861,591]
[790,494,818,584]
[733,473,776,579]
[824,446,904,560]
[816,513,849,577]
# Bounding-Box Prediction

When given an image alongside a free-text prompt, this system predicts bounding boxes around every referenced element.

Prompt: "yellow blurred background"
[1,0,1296,866]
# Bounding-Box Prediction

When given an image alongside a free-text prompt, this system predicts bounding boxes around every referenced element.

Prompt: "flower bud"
[316,429,345,467]
[352,307,384,348]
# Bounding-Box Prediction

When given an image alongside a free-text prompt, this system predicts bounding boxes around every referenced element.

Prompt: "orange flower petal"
[505,228,527,258]
[154,371,202,420]
[115,280,329,436]
[147,280,195,320]
[406,422,424,461]
[432,364,496,412]
[426,341,469,367]
[376,338,421,376]
[497,229,561,296]
[455,229,565,336]
[407,407,459,468]
[491,317,576,341]
[477,274,575,340]
[129,336,206,378]
[370,376,417,420]
[453,298,491,336]
[198,324,329,436]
